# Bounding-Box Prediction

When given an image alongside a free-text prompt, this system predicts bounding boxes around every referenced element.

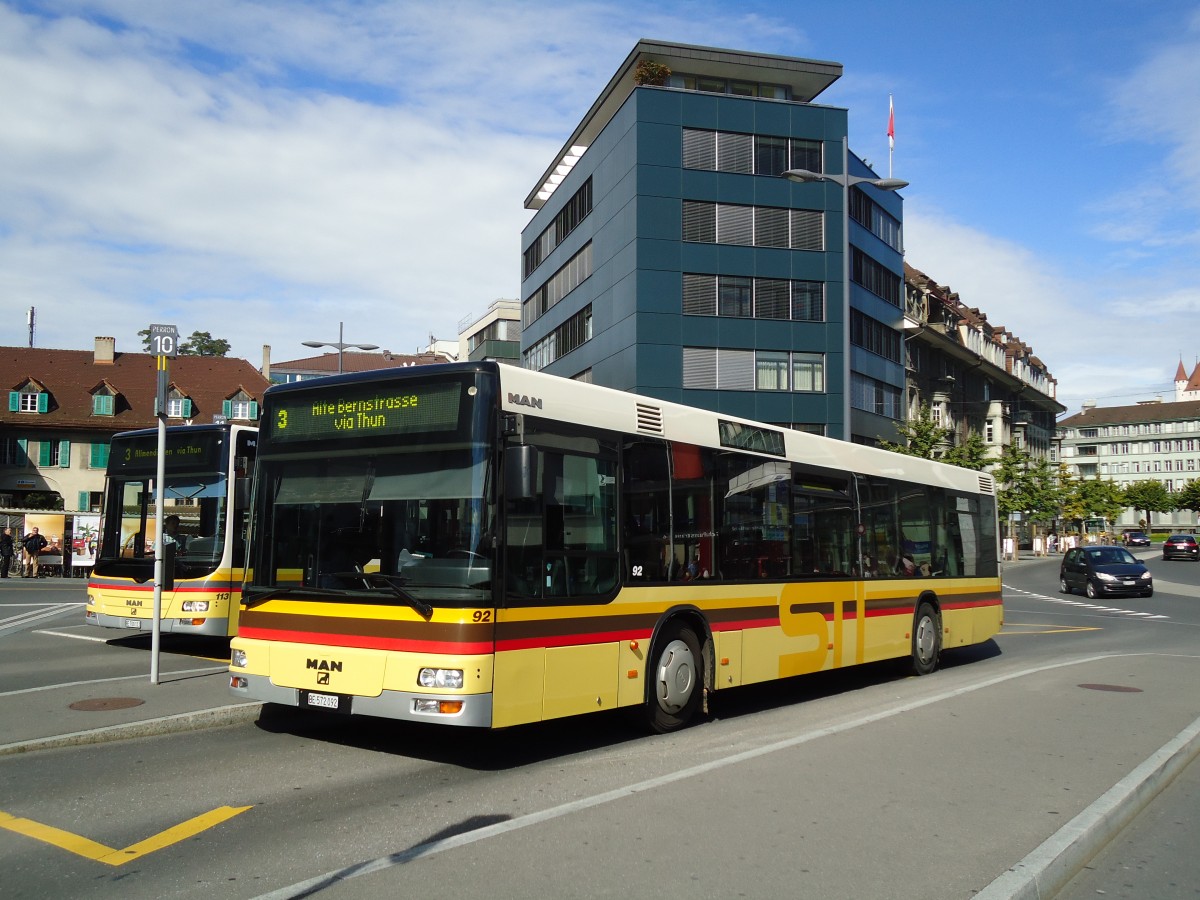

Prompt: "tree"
[1073,477,1126,531]
[941,430,989,471]
[179,331,231,357]
[137,328,231,357]
[879,406,989,471]
[1174,479,1200,517]
[1122,480,1174,532]
[879,404,949,460]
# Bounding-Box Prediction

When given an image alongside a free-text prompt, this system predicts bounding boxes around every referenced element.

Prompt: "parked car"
[1060,545,1153,599]
[1162,534,1200,560]
[1122,531,1151,547]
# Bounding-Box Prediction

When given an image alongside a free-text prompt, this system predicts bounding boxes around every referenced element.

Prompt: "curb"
[0,702,263,757]
[974,712,1200,899]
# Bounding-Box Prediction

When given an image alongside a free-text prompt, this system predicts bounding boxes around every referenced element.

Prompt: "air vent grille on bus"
[978,474,995,494]
[636,403,664,435]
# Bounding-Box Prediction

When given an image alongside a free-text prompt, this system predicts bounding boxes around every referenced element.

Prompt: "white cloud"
[904,202,1200,412]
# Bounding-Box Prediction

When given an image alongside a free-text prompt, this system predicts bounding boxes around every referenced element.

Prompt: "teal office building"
[520,41,906,444]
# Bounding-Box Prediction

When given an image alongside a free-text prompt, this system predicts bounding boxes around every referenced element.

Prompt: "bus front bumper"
[84,608,230,636]
[228,672,493,727]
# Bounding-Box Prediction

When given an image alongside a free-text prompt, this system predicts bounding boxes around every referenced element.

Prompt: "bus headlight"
[182,600,210,612]
[230,649,248,668]
[418,668,463,690]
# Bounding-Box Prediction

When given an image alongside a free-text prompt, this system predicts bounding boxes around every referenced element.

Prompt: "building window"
[523,243,593,329]
[756,352,789,391]
[849,310,902,363]
[167,395,193,418]
[522,178,592,278]
[683,274,825,322]
[851,247,902,307]
[92,393,115,416]
[38,440,70,468]
[851,373,902,418]
[523,305,593,371]
[1,438,28,466]
[718,276,752,317]
[683,201,823,251]
[849,187,904,253]
[682,128,819,177]
[223,398,259,420]
[9,390,48,413]
[792,353,825,392]
[684,348,822,393]
[668,74,789,100]
[89,443,110,469]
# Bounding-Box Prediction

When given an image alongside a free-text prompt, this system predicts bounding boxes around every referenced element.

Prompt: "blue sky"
[2,0,1199,415]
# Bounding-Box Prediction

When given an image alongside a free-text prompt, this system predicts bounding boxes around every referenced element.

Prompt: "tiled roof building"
[1058,397,1200,530]
[1,337,269,510]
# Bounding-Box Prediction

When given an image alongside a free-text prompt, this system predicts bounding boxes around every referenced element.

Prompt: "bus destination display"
[111,434,220,472]
[270,382,462,442]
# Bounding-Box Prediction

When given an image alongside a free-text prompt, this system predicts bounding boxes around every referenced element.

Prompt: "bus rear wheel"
[911,601,941,676]
[645,623,703,733]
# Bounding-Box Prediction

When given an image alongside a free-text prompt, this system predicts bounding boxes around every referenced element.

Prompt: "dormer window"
[223,390,259,421]
[167,388,193,419]
[91,383,118,416]
[8,383,48,414]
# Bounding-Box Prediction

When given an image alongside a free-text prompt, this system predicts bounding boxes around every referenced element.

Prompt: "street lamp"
[781,135,908,441]
[302,321,380,374]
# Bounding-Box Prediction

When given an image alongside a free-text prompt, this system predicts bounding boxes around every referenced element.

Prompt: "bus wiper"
[242,586,331,608]
[359,572,434,620]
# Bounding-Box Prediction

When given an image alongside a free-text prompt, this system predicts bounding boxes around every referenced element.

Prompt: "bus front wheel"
[645,623,703,733]
[911,601,941,676]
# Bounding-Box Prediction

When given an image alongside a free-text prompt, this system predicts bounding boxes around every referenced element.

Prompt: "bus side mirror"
[504,445,538,501]
[235,477,251,509]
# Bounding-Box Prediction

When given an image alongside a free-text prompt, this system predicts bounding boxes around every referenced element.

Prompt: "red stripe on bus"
[236,626,493,655]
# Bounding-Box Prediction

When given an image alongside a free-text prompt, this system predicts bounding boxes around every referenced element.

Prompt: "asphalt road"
[1,554,1198,899]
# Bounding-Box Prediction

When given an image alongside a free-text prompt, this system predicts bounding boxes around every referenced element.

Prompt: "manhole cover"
[1078,683,1143,693]
[69,697,147,711]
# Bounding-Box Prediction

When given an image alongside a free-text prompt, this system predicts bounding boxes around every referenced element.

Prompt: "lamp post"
[302,321,380,374]
[782,135,908,441]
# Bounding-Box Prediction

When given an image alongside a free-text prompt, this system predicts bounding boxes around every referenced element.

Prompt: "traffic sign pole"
[148,325,177,685]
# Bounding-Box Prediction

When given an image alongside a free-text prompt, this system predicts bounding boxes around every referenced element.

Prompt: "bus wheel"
[910,601,941,676]
[645,623,702,733]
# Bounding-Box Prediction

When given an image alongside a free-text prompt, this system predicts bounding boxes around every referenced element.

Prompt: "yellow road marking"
[0,805,251,866]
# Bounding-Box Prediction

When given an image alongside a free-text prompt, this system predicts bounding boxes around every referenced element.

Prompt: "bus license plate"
[299,690,350,713]
[124,618,142,629]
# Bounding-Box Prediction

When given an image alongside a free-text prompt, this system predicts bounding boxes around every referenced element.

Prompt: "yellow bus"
[85,423,257,637]
[229,363,1001,731]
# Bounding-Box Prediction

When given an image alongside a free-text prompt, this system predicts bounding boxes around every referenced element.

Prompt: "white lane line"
[0,665,228,697]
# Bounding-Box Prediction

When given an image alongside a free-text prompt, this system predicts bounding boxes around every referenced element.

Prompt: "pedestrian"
[0,527,14,578]
[22,526,48,578]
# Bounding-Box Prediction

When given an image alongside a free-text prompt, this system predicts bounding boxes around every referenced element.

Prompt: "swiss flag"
[887,96,895,151]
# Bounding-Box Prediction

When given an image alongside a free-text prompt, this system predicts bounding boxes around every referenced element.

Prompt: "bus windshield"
[94,431,231,581]
[249,444,494,606]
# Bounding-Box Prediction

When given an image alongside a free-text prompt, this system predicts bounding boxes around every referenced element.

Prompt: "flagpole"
[888,94,894,178]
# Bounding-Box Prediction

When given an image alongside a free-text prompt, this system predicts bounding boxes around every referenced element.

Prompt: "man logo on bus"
[508,393,543,410]
[307,658,343,673]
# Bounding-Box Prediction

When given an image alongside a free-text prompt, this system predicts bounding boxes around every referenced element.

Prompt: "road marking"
[1000,624,1102,635]
[0,604,86,636]
[33,628,110,643]
[1003,586,1170,621]
[0,805,251,866]
[0,665,227,698]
